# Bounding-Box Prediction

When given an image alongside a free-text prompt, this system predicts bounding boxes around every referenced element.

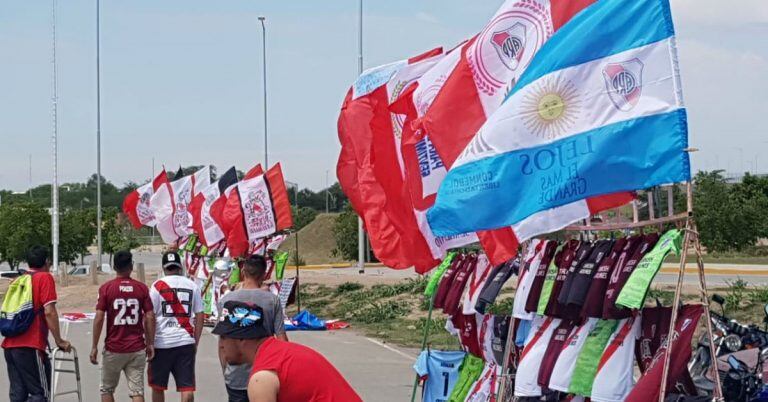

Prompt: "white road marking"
[365,337,416,361]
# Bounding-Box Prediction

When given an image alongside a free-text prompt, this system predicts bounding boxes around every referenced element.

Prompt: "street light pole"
[96,0,103,269]
[51,0,60,271]
[357,0,366,274]
[259,16,268,168]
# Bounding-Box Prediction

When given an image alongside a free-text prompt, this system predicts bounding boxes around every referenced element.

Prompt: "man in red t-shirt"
[213,300,362,402]
[2,245,71,402]
[90,250,155,402]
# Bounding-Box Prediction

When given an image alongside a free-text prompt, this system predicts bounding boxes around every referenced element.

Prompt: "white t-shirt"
[150,274,204,349]
[465,362,499,402]
[549,318,600,393]
[477,314,495,364]
[514,315,560,397]
[512,239,544,320]
[462,254,492,315]
[591,316,642,402]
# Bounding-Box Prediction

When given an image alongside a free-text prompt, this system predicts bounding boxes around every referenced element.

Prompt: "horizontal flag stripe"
[427,109,690,236]
[510,0,675,99]
[456,37,680,167]
[511,199,589,241]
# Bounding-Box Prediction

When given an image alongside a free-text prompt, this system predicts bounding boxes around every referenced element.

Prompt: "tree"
[292,206,318,231]
[102,207,140,264]
[59,208,97,265]
[332,204,359,260]
[0,202,51,269]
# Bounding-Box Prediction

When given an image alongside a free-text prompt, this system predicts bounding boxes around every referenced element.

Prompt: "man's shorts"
[101,350,146,397]
[148,344,196,392]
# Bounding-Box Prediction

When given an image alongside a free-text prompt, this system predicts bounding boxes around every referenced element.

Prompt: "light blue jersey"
[414,350,466,402]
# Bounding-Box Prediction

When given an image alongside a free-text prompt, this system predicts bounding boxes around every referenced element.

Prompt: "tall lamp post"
[96,0,103,269]
[51,0,60,271]
[357,0,366,274]
[258,16,268,168]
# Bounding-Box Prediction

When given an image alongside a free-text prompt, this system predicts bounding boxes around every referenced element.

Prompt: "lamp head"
[258,16,266,21]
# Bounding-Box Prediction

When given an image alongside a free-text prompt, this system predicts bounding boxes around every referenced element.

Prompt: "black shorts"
[148,344,196,392]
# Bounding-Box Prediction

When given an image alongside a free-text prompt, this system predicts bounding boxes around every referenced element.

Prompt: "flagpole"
[51,0,60,271]
[259,16,268,168]
[357,0,366,275]
[96,0,103,269]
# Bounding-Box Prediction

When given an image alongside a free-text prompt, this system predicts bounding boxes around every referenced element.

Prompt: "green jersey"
[568,319,619,397]
[615,229,682,310]
[448,354,484,402]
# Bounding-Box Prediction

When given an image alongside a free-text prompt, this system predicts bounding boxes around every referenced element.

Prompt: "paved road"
[0,322,416,402]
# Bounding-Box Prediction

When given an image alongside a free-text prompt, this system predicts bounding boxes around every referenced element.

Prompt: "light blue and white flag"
[427,0,690,237]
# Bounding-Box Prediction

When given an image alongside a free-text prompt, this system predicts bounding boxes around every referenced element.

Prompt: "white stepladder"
[50,346,82,402]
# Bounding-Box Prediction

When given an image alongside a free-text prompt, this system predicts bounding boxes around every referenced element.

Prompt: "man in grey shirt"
[217,254,288,402]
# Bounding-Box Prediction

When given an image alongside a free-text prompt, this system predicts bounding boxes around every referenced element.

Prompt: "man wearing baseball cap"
[214,300,361,402]
[149,251,204,402]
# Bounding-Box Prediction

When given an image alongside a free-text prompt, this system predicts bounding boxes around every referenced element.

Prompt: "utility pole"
[259,16,268,168]
[51,0,60,271]
[96,0,103,269]
[357,0,365,274]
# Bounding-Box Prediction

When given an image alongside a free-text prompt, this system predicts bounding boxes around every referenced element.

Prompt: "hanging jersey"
[539,240,580,317]
[537,319,576,388]
[150,275,204,349]
[475,260,518,315]
[564,239,615,308]
[581,239,628,319]
[414,350,467,402]
[514,316,560,397]
[443,255,478,316]
[568,319,620,397]
[591,315,642,402]
[464,362,499,402]
[512,240,544,320]
[515,318,532,348]
[448,354,485,402]
[555,242,595,319]
[451,314,483,358]
[491,315,511,366]
[603,233,659,319]
[616,230,683,310]
[636,306,672,373]
[462,255,493,315]
[435,256,466,310]
[524,241,558,313]
[548,318,600,393]
[477,314,496,363]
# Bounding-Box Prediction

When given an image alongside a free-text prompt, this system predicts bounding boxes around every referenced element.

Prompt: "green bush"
[335,282,364,294]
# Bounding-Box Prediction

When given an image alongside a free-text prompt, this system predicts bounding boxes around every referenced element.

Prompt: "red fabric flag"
[122,169,168,229]
[189,167,238,247]
[221,164,293,258]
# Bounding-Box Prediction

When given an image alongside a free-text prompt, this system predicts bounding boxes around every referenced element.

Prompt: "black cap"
[212,301,271,339]
[162,251,183,270]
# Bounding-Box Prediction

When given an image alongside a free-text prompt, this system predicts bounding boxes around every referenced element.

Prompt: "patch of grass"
[335,282,364,295]
[724,278,750,313]
[358,318,460,350]
[487,297,514,315]
[750,285,768,305]
[647,288,675,306]
[347,300,411,323]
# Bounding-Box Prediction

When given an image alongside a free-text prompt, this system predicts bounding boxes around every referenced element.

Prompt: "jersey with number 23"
[96,277,154,353]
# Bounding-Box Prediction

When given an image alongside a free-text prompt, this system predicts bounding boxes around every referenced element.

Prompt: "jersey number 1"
[113,298,140,325]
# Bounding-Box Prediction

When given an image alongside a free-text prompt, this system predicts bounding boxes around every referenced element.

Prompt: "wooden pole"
[90,260,98,285]
[667,186,674,216]
[58,262,67,287]
[136,262,146,284]
[410,292,435,402]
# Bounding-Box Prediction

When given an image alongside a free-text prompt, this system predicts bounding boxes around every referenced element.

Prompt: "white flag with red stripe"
[151,166,208,244]
[122,169,168,229]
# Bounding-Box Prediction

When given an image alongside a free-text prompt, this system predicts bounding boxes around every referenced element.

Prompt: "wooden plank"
[564,212,689,231]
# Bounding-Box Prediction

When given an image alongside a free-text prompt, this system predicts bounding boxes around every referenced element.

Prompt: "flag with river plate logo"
[427,0,690,236]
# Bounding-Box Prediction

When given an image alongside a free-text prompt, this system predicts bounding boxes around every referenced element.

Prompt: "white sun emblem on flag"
[521,76,581,140]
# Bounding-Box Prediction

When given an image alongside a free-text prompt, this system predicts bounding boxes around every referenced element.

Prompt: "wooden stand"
[496,183,723,401]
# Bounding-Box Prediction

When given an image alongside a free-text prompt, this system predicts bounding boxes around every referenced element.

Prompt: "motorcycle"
[688,294,768,401]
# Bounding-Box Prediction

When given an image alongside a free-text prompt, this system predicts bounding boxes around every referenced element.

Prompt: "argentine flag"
[427,0,690,237]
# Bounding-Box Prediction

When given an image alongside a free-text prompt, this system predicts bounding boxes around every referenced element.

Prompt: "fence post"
[137,262,146,284]
[59,262,68,287]
[90,261,98,286]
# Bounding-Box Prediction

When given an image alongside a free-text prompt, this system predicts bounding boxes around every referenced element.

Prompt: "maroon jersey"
[603,233,660,319]
[451,313,483,358]
[548,241,592,319]
[524,241,558,313]
[636,306,672,373]
[580,238,629,319]
[96,277,153,353]
[443,255,477,316]
[434,255,466,310]
[537,319,576,388]
[543,240,580,317]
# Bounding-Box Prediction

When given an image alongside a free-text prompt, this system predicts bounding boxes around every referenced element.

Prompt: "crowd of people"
[1,246,362,402]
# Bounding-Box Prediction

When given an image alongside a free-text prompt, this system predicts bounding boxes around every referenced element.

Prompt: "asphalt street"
[0,322,416,402]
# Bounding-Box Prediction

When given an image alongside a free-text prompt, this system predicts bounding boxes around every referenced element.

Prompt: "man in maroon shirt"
[2,245,71,402]
[90,251,155,402]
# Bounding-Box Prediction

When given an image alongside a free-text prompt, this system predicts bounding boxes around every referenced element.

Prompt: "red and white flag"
[222,164,293,258]
[122,169,168,229]
[191,165,211,196]
[189,166,238,247]
[151,166,208,244]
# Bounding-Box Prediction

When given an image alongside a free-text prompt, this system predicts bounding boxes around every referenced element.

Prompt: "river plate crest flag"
[222,163,293,258]
[151,166,210,244]
[427,0,689,236]
[190,166,238,247]
[123,169,169,229]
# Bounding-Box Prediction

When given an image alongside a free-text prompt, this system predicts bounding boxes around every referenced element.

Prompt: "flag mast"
[51,0,60,271]
[96,0,103,269]
[357,0,366,274]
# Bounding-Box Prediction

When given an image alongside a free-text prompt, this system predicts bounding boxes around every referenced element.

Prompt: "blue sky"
[1,0,766,192]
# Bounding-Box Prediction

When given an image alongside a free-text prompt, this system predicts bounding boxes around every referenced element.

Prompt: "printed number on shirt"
[442,371,450,396]
[160,288,193,317]
[113,298,140,325]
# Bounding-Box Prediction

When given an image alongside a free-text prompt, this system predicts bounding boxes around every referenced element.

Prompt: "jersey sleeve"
[273,295,286,335]
[414,351,429,378]
[191,284,204,314]
[95,284,107,311]
[36,273,58,307]
[149,283,162,316]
